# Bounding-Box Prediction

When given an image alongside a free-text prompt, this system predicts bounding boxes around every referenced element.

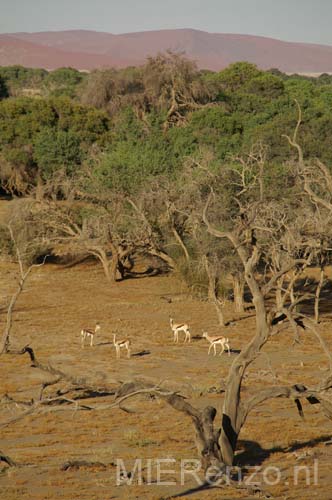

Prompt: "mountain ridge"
[1,28,332,72]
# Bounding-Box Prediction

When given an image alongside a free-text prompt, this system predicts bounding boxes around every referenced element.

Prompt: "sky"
[1,0,332,46]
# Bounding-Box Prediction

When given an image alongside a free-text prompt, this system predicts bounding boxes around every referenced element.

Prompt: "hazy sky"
[1,0,332,45]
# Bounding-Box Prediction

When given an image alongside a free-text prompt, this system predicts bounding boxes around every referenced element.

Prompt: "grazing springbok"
[202,331,231,356]
[170,317,191,343]
[81,323,101,347]
[113,333,131,359]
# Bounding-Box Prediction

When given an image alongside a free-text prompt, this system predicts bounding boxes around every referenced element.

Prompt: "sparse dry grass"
[1,261,332,499]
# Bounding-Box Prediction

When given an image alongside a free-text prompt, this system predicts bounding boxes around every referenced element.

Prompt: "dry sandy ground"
[1,260,332,500]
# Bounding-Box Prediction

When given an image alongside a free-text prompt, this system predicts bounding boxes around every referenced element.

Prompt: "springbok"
[170,317,191,343]
[202,332,230,356]
[81,323,101,347]
[113,333,131,359]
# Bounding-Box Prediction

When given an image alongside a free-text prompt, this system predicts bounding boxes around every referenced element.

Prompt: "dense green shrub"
[2,56,332,196]
[33,128,83,179]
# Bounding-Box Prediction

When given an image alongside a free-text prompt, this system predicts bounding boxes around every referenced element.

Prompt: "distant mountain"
[0,34,131,70]
[1,29,332,73]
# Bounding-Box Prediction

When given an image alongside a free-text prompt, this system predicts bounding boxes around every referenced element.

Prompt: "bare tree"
[201,193,329,467]
[0,224,47,354]
[8,198,130,282]
[126,196,177,270]
[142,51,212,129]
[0,155,32,196]
[284,101,332,323]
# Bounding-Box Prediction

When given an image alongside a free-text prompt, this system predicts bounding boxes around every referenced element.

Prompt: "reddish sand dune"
[1,28,332,72]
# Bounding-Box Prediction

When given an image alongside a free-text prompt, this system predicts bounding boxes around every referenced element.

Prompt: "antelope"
[113,333,131,359]
[170,317,191,343]
[202,332,231,356]
[81,323,101,347]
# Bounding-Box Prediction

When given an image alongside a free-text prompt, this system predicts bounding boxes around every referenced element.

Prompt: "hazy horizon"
[3,27,332,49]
[1,0,332,47]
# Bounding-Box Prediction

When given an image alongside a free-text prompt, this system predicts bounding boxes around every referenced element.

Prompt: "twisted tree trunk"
[219,256,270,465]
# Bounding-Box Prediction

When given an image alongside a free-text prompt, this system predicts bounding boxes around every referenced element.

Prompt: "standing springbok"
[202,332,231,356]
[113,333,131,359]
[81,323,101,347]
[170,317,191,343]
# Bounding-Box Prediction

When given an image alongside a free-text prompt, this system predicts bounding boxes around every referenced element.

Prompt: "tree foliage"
[33,128,83,179]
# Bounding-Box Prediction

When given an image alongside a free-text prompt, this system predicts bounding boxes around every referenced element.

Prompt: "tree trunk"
[1,257,44,354]
[171,226,190,263]
[35,173,45,202]
[207,270,217,302]
[101,258,114,282]
[203,255,225,327]
[220,299,269,465]
[232,274,245,313]
[213,299,225,328]
[290,281,295,305]
[108,241,121,282]
[314,267,325,323]
[92,248,117,283]
[0,285,22,354]
[148,247,176,270]
[219,250,270,466]
[275,275,285,311]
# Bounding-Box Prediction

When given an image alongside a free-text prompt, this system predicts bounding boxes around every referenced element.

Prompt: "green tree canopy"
[33,128,83,179]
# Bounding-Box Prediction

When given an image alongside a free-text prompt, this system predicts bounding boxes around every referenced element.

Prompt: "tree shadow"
[235,435,331,467]
[95,343,150,357]
[0,189,12,200]
[166,435,331,498]
[57,387,116,401]
[122,266,166,280]
[225,313,256,324]
[75,389,116,399]
[296,276,332,316]
[131,350,151,357]
[240,274,332,321]
[167,481,222,498]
